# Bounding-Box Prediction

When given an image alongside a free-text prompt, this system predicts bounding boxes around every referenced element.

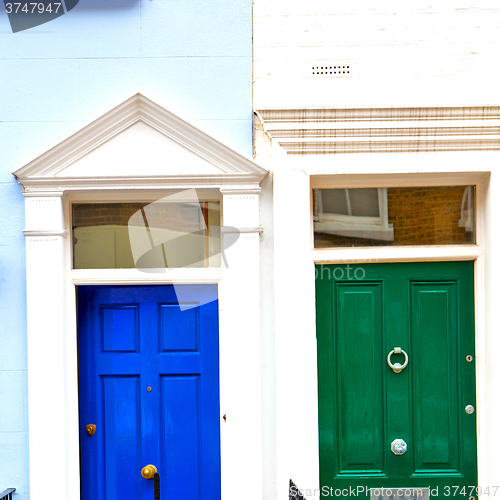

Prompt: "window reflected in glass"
[73,202,221,269]
[313,186,475,248]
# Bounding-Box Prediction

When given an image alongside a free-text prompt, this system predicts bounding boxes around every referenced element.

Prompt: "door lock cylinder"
[391,438,407,455]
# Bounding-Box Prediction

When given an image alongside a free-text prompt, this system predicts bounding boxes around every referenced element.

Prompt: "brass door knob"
[141,464,158,479]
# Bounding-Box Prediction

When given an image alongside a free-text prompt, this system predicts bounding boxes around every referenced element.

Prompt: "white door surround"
[13,93,268,500]
[255,106,499,499]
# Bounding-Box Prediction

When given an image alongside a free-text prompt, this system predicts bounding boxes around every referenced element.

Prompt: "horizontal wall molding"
[23,229,68,238]
[310,171,490,189]
[312,244,482,264]
[220,187,263,195]
[257,106,500,123]
[221,226,263,234]
[255,106,500,154]
[20,177,264,194]
[70,268,223,285]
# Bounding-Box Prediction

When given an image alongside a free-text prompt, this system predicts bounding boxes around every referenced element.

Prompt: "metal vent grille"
[312,65,350,76]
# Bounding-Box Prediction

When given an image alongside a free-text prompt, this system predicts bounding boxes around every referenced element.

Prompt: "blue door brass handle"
[387,347,408,373]
[141,465,158,479]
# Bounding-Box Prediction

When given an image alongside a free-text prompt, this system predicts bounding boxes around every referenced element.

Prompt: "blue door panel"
[102,376,141,499]
[162,375,201,499]
[78,285,221,500]
[101,305,140,353]
[160,304,199,351]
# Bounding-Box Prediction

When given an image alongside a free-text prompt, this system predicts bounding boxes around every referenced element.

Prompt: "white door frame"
[14,94,269,500]
[274,167,490,499]
[259,104,499,499]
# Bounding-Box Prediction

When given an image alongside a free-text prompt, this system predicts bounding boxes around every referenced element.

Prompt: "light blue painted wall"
[0,2,252,498]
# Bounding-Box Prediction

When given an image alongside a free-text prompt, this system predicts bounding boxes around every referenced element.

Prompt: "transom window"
[72,201,221,269]
[313,186,476,248]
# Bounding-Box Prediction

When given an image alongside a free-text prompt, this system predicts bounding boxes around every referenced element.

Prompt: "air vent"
[312,65,350,76]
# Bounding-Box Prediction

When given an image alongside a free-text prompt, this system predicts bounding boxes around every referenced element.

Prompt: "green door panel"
[316,262,477,500]
[411,282,460,475]
[336,283,385,476]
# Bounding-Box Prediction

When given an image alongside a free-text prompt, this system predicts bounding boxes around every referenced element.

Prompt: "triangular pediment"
[57,121,228,178]
[13,93,267,192]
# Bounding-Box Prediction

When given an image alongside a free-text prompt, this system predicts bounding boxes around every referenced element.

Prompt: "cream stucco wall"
[254,1,500,109]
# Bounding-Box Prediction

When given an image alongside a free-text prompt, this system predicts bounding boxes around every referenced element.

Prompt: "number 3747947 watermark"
[5,2,62,13]
[2,1,79,33]
[442,486,500,497]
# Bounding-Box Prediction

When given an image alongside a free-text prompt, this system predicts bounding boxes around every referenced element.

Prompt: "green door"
[316,262,477,500]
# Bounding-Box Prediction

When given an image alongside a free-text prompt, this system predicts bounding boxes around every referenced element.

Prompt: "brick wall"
[73,203,215,232]
[388,186,471,245]
[314,186,473,248]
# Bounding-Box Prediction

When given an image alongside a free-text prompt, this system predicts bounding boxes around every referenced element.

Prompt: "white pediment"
[13,93,267,193]
[57,121,226,178]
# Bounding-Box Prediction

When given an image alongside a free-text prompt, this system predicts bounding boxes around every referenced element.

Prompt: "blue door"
[78,285,221,500]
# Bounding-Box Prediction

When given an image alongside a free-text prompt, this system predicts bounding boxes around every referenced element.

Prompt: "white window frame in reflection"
[459,186,474,233]
[314,188,394,242]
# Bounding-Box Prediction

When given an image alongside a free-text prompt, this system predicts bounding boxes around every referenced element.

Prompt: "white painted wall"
[254,1,500,109]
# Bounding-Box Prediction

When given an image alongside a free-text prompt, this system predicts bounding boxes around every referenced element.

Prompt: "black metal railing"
[0,489,15,500]
[154,473,160,500]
